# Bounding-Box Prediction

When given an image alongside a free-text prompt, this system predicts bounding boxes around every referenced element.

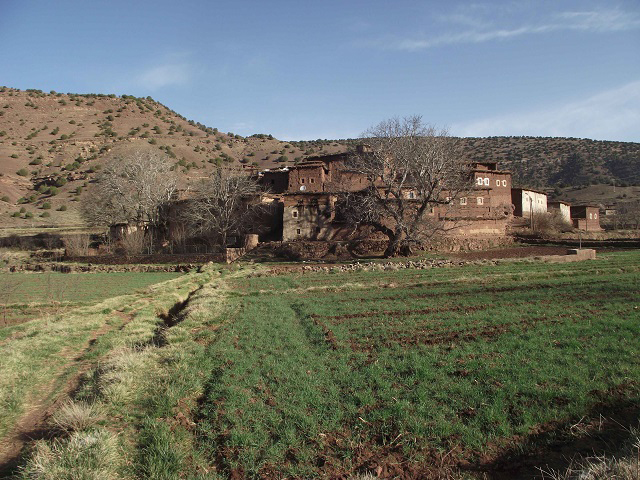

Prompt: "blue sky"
[1,0,639,141]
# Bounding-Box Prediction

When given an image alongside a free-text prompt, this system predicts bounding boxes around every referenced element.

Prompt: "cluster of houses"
[249,151,600,244]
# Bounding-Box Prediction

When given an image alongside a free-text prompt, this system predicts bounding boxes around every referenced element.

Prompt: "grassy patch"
[197,251,640,477]
[0,272,183,327]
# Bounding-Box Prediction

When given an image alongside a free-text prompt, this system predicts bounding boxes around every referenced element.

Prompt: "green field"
[195,253,639,477]
[0,272,183,327]
[2,253,639,479]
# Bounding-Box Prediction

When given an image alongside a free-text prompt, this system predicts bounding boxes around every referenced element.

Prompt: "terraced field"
[199,253,639,477]
[2,252,638,478]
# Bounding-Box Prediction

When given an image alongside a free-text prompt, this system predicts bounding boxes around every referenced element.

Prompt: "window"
[296,228,301,235]
[310,178,315,184]
[594,213,597,219]
[292,210,298,218]
[446,196,452,204]
[477,197,484,205]
[483,177,490,186]
[589,213,593,219]
[408,191,415,199]
[460,197,467,205]
[476,177,483,186]
[301,178,305,184]
[496,180,500,186]
[502,180,507,187]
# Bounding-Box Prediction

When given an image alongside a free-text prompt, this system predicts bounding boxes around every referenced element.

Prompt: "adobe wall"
[287,165,325,193]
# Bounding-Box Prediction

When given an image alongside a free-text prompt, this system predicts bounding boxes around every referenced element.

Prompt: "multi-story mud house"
[257,152,514,242]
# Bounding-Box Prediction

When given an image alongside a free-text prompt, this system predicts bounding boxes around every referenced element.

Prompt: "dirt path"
[0,311,134,476]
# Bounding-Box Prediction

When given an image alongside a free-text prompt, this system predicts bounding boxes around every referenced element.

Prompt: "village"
[151,148,604,261]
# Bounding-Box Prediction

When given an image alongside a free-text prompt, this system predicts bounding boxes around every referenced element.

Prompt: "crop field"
[1,252,638,479]
[0,272,183,327]
[198,252,639,477]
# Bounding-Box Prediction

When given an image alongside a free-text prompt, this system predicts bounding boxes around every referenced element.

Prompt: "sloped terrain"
[0,87,344,229]
[1,86,639,231]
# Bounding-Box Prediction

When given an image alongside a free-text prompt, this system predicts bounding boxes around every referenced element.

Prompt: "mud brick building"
[570,205,602,231]
[511,188,548,218]
[548,200,572,223]
[257,152,515,243]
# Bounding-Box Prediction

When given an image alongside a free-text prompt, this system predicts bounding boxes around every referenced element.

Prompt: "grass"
[5,253,640,478]
[0,271,183,327]
[196,251,640,477]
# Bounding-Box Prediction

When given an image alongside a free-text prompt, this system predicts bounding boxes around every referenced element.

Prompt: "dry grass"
[50,400,102,433]
[20,430,122,479]
[539,428,640,480]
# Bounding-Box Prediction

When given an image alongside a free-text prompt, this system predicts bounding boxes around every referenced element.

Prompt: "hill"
[0,86,638,230]
[0,87,343,229]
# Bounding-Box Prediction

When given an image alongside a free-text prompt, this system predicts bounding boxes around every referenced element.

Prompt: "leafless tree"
[62,234,91,256]
[341,116,471,257]
[81,149,178,228]
[616,200,640,230]
[184,169,262,250]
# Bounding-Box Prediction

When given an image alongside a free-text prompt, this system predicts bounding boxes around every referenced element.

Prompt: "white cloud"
[378,6,640,51]
[135,62,191,90]
[452,80,640,142]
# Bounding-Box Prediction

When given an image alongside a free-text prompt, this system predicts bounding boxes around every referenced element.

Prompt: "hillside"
[1,86,638,230]
[0,87,344,229]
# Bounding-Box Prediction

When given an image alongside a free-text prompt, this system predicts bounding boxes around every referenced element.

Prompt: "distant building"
[511,188,548,217]
[548,200,571,223]
[570,205,602,231]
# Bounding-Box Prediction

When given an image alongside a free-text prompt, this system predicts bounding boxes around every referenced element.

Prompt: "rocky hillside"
[0,87,344,228]
[458,136,640,189]
[1,86,638,229]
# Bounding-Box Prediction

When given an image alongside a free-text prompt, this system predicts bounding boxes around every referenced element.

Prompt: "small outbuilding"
[570,205,602,231]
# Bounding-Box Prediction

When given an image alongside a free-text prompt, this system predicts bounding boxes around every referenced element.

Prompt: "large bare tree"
[81,149,178,228]
[341,116,471,257]
[184,169,262,250]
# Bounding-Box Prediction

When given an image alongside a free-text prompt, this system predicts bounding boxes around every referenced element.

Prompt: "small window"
[301,178,305,184]
[460,197,467,205]
[594,213,597,219]
[446,196,452,204]
[589,213,593,219]
[292,210,298,218]
[296,229,301,235]
[496,180,500,186]
[502,180,507,187]
[483,178,490,186]
[409,192,415,199]
[476,177,483,186]
[430,206,435,214]
[477,197,484,205]
[310,178,315,184]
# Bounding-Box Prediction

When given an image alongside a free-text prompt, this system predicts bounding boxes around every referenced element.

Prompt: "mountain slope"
[0,86,638,229]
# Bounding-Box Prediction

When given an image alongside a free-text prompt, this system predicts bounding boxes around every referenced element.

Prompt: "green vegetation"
[3,252,638,478]
[0,272,183,326]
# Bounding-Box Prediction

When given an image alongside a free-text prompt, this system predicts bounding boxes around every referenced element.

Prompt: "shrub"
[10,154,18,159]
[41,211,50,218]
[57,205,67,211]
[16,168,28,176]
[42,202,51,210]
[1,196,9,202]
[24,211,33,218]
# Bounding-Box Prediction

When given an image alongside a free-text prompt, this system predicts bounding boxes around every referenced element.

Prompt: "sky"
[1,0,639,142]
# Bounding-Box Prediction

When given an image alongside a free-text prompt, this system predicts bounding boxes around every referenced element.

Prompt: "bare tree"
[81,149,178,228]
[341,116,471,257]
[184,169,262,250]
